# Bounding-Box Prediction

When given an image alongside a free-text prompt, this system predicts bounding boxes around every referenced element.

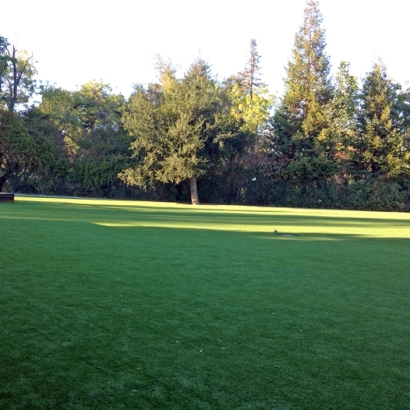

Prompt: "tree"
[40,82,125,153]
[355,61,409,178]
[0,108,37,191]
[322,61,359,174]
[0,36,8,88]
[271,0,334,183]
[120,58,247,204]
[397,85,410,131]
[229,39,273,140]
[238,39,263,100]
[0,38,55,192]
[39,82,130,196]
[8,107,68,193]
[0,39,37,112]
[396,85,410,175]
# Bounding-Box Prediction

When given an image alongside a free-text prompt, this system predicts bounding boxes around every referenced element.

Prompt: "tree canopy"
[1,0,409,210]
[271,0,335,184]
[120,58,250,204]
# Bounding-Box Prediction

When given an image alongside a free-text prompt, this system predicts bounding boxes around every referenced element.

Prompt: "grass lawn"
[1,196,409,409]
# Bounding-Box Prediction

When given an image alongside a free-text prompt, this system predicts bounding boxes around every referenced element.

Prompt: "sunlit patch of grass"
[1,196,409,409]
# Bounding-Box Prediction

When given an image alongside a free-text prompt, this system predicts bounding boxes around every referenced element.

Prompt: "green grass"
[1,196,409,409]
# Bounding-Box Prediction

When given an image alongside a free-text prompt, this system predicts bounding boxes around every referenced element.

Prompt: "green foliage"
[282,0,332,124]
[317,61,359,174]
[1,3,410,211]
[39,81,126,156]
[0,107,70,193]
[12,108,70,193]
[0,40,37,112]
[38,82,130,196]
[229,39,273,140]
[230,83,273,136]
[120,58,248,196]
[0,36,9,93]
[355,62,409,178]
[271,0,334,183]
[0,109,35,190]
[237,39,264,97]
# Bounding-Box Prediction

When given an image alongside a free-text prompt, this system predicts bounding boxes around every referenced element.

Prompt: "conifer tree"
[271,0,334,182]
[238,39,263,100]
[355,61,409,177]
[323,61,359,174]
[395,86,410,175]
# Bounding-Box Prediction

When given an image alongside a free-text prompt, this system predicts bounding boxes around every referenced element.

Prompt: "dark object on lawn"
[274,229,298,237]
[0,193,15,203]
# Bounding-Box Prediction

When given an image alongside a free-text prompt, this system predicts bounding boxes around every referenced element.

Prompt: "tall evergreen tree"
[238,39,263,100]
[355,61,409,177]
[323,61,359,174]
[396,86,410,174]
[271,0,334,182]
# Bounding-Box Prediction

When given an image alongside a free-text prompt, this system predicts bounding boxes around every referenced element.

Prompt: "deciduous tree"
[0,39,37,112]
[39,82,130,196]
[0,109,37,191]
[230,39,273,141]
[120,58,247,204]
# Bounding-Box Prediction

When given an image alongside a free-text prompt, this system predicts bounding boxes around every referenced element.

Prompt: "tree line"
[1,0,409,210]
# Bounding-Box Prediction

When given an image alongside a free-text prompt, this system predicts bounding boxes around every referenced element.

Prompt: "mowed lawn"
[1,197,409,409]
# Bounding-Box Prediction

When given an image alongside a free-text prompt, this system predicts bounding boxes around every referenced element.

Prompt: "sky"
[2,0,409,99]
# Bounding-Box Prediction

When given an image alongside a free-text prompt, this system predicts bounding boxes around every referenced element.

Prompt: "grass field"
[1,196,409,409]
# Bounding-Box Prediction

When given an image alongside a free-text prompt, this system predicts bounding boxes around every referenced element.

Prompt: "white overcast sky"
[2,0,409,99]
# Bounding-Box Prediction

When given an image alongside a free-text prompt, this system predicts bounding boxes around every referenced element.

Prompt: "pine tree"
[271,0,334,182]
[238,39,263,100]
[355,61,408,178]
[395,85,410,177]
[323,61,359,174]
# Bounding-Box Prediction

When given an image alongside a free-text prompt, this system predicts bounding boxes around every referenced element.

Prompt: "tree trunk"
[190,176,200,205]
